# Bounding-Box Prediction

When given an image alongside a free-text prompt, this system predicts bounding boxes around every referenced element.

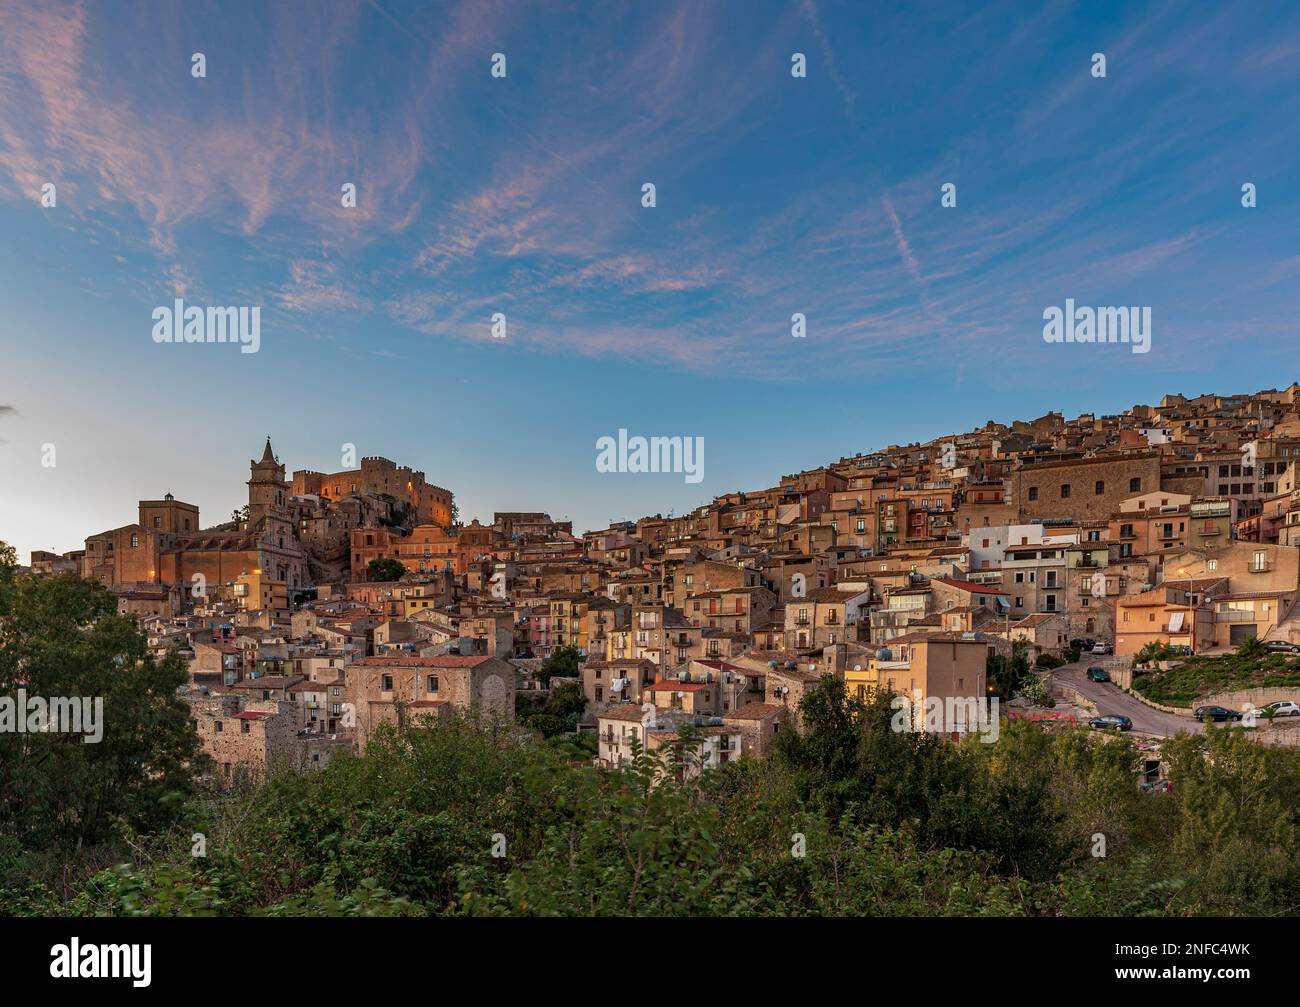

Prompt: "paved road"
[1053,661,1203,738]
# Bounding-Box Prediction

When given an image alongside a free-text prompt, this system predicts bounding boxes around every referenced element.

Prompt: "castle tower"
[248,437,289,526]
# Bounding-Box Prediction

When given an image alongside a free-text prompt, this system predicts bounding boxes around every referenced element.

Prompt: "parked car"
[1256,700,1300,719]
[1089,714,1132,731]
[1264,640,1300,654]
[1193,705,1243,722]
[1091,642,1112,655]
[1086,666,1110,683]
[1070,638,1095,651]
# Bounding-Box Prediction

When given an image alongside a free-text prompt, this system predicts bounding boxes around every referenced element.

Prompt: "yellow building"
[234,568,289,618]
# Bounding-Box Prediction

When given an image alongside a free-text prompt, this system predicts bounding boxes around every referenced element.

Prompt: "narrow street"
[1053,661,1204,738]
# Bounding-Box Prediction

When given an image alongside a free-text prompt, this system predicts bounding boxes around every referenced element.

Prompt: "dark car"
[1264,640,1300,654]
[1089,714,1132,731]
[1086,666,1110,683]
[1070,638,1095,651]
[1193,705,1243,722]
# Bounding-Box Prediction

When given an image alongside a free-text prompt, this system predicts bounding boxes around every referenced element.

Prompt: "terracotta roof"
[233,675,303,690]
[692,659,746,673]
[932,578,1009,595]
[599,704,652,722]
[723,702,786,720]
[352,655,492,668]
[1014,613,1063,627]
[1117,593,1172,608]
[890,631,996,644]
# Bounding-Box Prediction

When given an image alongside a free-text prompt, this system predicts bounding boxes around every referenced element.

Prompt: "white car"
[1256,701,1300,719]
[1091,642,1112,655]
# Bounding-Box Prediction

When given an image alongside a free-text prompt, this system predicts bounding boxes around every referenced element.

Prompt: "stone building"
[293,455,453,527]
[344,654,515,750]
[83,439,306,597]
[1010,452,1163,525]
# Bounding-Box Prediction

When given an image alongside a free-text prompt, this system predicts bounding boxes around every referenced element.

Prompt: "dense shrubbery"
[5,680,1299,917]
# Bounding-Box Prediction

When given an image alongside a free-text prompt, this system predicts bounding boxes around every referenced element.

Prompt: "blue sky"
[2,0,1299,562]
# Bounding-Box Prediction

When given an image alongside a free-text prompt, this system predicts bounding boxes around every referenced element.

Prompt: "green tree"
[1237,635,1266,659]
[538,644,581,685]
[986,641,1031,700]
[0,548,206,852]
[367,557,405,582]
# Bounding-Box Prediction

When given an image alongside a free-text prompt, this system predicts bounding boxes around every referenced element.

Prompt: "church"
[83,438,307,607]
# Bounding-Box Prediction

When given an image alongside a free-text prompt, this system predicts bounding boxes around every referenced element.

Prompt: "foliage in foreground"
[4,684,1299,917]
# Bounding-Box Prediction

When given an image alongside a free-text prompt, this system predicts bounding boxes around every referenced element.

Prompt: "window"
[1130,477,1142,492]
[1095,481,1105,495]
[1060,484,1071,498]
[241,721,250,735]
[1028,487,1039,501]
[214,721,223,733]
[130,534,139,548]
[381,674,394,691]
[427,675,439,692]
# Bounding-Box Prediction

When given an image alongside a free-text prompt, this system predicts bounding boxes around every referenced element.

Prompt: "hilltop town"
[20,382,1300,779]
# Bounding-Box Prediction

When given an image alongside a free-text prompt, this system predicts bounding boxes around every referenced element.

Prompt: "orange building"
[293,456,452,527]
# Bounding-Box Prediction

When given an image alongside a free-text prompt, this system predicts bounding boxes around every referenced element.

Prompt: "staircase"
[1265,597,1300,644]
